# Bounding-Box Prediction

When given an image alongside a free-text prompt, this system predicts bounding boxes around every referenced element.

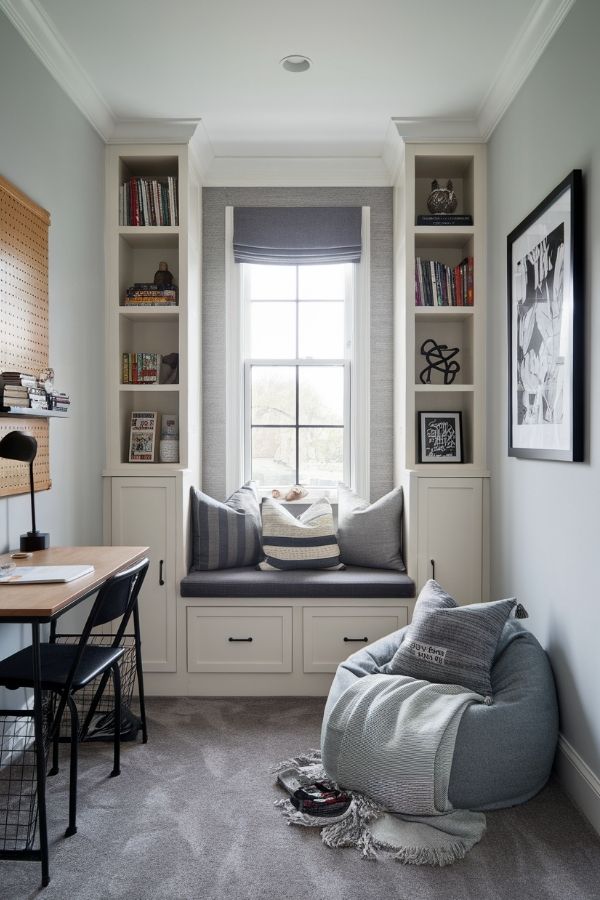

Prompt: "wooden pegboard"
[0,175,51,496]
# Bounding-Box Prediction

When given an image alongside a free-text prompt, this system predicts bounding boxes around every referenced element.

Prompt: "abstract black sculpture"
[419,338,460,385]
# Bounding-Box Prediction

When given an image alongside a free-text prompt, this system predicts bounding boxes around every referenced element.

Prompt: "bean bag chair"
[321,619,558,811]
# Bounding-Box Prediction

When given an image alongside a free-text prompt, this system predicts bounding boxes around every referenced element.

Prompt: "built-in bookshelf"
[105,146,201,471]
[393,143,489,604]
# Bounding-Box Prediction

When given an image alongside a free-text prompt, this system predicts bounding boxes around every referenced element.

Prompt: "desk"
[0,545,148,887]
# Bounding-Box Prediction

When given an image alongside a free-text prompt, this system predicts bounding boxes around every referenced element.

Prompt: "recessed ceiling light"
[280,55,312,73]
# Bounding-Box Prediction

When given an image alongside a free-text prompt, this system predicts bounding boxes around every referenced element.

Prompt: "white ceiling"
[1,0,575,181]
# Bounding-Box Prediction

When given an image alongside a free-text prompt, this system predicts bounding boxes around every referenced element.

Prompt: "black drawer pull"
[431,558,435,580]
[344,637,368,643]
[228,637,253,642]
[159,559,165,586]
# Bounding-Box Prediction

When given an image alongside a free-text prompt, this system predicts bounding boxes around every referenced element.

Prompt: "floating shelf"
[0,407,69,418]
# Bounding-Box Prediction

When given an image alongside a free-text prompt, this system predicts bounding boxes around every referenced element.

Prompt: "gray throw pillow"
[190,482,262,570]
[259,497,343,570]
[385,580,516,699]
[336,484,405,571]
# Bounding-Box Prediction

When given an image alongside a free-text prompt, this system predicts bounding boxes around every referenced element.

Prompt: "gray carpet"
[1,697,600,900]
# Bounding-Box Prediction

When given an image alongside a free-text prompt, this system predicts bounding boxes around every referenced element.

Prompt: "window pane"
[251,366,295,425]
[248,264,296,300]
[298,264,346,300]
[299,367,344,425]
[252,427,296,484]
[298,302,344,359]
[250,302,296,359]
[299,427,344,486]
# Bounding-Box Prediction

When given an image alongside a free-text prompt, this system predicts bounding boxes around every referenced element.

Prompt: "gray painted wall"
[0,15,105,668]
[487,0,600,779]
[202,187,393,502]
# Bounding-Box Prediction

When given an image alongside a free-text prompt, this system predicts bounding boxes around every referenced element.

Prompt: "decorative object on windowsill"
[419,338,460,385]
[0,431,50,550]
[271,485,308,502]
[418,411,463,464]
[426,179,458,215]
[159,352,179,385]
[153,261,174,289]
[159,413,179,463]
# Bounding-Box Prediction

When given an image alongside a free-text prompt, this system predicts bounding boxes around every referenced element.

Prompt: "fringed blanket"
[274,675,487,865]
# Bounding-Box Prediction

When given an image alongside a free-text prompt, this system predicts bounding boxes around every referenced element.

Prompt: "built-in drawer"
[303,606,408,673]
[186,606,292,673]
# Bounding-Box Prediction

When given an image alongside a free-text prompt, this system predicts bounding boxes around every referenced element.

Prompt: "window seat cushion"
[180,566,415,599]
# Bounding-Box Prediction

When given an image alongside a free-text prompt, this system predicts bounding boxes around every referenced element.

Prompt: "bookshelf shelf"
[118,226,179,250]
[119,307,179,323]
[414,226,474,247]
[118,384,180,392]
[414,384,475,392]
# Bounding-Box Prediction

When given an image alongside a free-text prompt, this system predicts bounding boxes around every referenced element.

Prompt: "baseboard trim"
[555,733,600,836]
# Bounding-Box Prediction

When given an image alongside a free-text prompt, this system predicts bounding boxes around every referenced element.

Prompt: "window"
[225,207,370,499]
[243,263,351,489]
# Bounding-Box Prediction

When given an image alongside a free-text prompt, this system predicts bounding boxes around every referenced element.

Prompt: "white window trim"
[225,205,370,500]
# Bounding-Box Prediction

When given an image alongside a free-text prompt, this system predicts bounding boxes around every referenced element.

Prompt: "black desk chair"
[0,556,149,837]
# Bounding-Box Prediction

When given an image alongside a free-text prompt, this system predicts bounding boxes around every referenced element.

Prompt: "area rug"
[273,750,486,866]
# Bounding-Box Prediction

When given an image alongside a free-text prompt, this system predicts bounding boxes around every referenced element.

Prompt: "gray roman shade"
[233,206,362,265]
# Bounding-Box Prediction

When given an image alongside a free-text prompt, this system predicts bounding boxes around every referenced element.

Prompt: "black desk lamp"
[0,430,50,551]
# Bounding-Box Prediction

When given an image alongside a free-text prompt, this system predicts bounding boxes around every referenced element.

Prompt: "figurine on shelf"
[153,261,175,289]
[426,179,458,215]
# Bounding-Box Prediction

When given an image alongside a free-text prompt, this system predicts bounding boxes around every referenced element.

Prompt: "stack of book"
[119,176,178,226]
[123,283,178,307]
[122,353,161,384]
[1,372,43,410]
[49,392,70,412]
[415,256,474,307]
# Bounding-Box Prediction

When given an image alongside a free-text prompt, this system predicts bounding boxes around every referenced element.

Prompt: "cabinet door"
[417,478,483,604]
[111,477,176,672]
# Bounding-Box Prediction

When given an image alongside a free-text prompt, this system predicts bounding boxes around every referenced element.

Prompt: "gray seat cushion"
[180,566,416,599]
[321,619,558,811]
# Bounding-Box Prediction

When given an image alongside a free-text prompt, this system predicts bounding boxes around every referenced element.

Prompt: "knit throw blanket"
[274,675,486,866]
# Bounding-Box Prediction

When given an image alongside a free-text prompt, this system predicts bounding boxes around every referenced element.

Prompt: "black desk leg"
[31,622,50,887]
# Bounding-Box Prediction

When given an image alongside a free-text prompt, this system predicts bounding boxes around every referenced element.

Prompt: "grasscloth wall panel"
[202,187,393,502]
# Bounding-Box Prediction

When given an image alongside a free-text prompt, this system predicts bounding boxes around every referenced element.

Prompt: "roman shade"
[233,206,362,265]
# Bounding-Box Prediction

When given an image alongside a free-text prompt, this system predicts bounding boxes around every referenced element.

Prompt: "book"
[0,565,94,584]
[416,214,473,226]
[129,411,157,462]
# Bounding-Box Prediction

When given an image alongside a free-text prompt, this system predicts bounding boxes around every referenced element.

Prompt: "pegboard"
[0,175,51,496]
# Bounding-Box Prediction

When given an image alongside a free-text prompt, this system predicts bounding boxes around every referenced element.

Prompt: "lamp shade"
[0,430,48,551]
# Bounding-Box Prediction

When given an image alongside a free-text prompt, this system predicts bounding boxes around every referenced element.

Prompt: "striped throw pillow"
[190,483,262,570]
[259,497,343,571]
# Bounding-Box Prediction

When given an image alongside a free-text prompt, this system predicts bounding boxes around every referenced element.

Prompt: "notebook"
[0,565,95,584]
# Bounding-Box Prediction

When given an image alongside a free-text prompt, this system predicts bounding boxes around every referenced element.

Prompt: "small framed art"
[418,411,463,463]
[507,169,583,461]
[129,411,158,462]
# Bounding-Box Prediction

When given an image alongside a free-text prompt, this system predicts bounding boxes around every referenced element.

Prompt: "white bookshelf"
[394,143,489,603]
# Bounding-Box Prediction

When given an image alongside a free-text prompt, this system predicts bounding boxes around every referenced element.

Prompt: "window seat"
[180,566,415,599]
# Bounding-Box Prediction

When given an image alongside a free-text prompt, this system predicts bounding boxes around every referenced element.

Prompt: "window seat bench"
[177,567,415,697]
[180,566,415,599]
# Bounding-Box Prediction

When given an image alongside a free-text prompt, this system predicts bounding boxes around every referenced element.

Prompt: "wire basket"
[0,696,54,852]
[54,634,141,742]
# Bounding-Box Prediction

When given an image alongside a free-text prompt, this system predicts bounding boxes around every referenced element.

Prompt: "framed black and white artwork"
[418,411,463,463]
[507,170,583,461]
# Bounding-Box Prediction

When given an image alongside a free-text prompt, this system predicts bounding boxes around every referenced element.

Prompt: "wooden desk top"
[0,546,149,619]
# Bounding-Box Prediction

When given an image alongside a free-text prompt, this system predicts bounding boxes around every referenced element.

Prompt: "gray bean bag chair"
[321,619,558,810]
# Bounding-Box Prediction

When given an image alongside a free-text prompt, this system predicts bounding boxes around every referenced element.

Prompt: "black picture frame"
[507,170,583,461]
[418,411,463,463]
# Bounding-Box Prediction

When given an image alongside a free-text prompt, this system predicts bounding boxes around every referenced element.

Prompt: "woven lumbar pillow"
[385,579,516,699]
[190,482,262,570]
[259,497,343,570]
[337,484,405,571]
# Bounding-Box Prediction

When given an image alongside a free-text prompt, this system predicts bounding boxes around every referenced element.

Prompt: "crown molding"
[382,121,405,184]
[201,156,393,187]
[0,0,115,139]
[392,117,484,143]
[477,0,576,139]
